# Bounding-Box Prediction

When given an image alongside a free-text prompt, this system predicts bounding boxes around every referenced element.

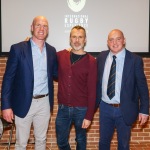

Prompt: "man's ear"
[123,38,126,45]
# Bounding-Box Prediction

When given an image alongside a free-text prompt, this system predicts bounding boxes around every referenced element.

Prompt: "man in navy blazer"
[1,16,58,150]
[96,29,149,150]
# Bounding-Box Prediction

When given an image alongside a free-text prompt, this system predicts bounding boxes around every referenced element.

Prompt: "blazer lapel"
[121,50,133,90]
[46,43,52,77]
[24,41,34,75]
[99,51,109,83]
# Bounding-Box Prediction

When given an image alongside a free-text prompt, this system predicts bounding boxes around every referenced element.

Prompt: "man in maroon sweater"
[56,25,97,150]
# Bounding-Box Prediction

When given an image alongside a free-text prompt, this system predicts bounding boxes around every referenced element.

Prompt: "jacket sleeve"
[135,56,149,115]
[1,45,18,110]
[85,57,97,121]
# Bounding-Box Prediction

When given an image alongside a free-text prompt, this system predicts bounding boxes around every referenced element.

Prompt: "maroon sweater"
[57,50,97,121]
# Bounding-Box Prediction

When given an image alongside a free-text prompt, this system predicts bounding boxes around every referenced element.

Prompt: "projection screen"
[0,0,149,56]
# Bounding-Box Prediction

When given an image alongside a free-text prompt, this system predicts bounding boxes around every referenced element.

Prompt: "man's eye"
[43,25,48,29]
[35,24,40,28]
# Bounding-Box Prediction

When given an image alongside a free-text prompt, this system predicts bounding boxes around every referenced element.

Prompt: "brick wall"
[0,56,150,150]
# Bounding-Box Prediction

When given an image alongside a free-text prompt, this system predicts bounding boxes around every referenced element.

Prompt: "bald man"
[96,29,149,150]
[1,16,58,150]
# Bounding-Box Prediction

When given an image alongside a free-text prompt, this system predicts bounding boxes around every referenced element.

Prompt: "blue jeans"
[56,104,87,150]
[99,101,131,150]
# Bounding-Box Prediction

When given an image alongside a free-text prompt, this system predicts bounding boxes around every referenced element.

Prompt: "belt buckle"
[111,104,120,107]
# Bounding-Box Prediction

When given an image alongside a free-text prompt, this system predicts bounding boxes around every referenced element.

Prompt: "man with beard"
[55,25,97,150]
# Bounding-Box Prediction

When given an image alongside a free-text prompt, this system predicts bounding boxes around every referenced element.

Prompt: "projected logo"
[67,0,86,12]
[64,0,88,33]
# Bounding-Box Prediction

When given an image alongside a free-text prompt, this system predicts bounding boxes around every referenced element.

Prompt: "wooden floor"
[0,142,150,150]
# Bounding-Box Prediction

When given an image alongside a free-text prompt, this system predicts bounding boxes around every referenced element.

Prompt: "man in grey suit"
[1,16,58,150]
[96,29,149,150]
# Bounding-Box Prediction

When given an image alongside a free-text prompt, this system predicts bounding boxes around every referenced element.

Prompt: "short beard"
[71,43,85,51]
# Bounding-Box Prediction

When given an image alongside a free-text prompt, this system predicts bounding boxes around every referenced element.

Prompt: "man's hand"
[2,109,14,123]
[82,119,91,129]
[66,48,72,52]
[139,113,149,126]
[25,37,30,41]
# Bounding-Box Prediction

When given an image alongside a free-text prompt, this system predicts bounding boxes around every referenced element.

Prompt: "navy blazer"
[1,40,58,118]
[96,49,149,125]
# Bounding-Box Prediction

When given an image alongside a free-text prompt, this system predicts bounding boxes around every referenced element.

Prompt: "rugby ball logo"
[67,0,86,12]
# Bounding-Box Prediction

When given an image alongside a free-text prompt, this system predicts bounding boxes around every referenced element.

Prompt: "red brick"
[0,57,150,150]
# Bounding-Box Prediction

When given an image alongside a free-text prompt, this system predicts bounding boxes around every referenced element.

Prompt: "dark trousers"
[56,104,87,150]
[99,101,131,150]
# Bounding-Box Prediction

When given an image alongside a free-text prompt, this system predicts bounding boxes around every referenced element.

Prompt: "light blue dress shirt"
[30,39,48,96]
[102,49,126,104]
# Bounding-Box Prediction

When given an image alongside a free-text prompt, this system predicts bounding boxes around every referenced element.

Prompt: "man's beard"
[71,43,85,51]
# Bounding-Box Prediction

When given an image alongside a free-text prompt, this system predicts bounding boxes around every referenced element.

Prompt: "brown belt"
[33,94,48,99]
[109,103,120,107]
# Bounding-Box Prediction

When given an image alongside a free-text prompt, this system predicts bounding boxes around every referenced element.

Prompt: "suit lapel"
[24,41,34,75]
[99,51,109,83]
[46,43,51,76]
[121,50,133,90]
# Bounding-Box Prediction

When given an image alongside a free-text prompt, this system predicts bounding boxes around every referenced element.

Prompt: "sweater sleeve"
[84,56,97,121]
